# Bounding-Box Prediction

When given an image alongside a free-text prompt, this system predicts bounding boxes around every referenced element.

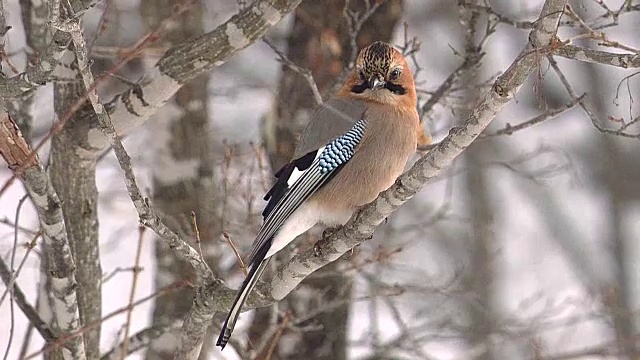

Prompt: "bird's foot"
[313,243,323,257]
[322,226,340,240]
[344,245,359,260]
[314,226,341,257]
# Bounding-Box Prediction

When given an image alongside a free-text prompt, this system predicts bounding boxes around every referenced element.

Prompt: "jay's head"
[345,41,416,105]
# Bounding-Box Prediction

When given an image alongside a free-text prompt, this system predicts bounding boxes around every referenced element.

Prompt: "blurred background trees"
[1,0,640,359]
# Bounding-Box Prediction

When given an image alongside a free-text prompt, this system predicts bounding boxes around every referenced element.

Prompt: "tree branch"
[100,322,178,360]
[0,31,71,97]
[0,256,56,342]
[261,0,569,303]
[0,0,105,98]
[148,1,569,358]
[480,94,585,138]
[0,114,86,359]
[554,44,640,69]
[91,1,568,358]
[93,0,302,152]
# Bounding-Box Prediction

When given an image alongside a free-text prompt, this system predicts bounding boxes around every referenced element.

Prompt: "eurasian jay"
[217,41,422,348]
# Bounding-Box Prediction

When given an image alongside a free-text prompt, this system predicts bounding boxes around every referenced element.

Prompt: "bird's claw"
[314,226,341,257]
[313,242,323,257]
[322,226,340,240]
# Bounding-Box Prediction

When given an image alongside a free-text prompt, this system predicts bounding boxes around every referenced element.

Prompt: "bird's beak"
[368,74,385,90]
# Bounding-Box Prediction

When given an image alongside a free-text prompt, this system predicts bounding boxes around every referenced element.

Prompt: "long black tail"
[216,246,272,349]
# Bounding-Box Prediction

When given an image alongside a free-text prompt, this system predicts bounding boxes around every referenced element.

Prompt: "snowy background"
[1,0,640,359]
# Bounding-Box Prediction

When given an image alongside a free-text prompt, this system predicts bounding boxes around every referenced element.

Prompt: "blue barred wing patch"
[318,119,366,174]
[246,118,368,266]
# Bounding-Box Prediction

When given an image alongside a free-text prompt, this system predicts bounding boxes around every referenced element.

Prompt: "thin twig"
[263,38,323,106]
[121,226,146,360]
[222,232,248,276]
[343,0,382,67]
[25,281,188,359]
[330,0,382,88]
[263,312,291,360]
[17,323,34,360]
[459,2,536,29]
[0,0,193,200]
[101,322,179,360]
[0,257,56,342]
[481,94,586,138]
[0,195,28,307]
[0,217,38,236]
[87,0,114,53]
[0,231,41,306]
[101,266,142,284]
[419,54,484,121]
[2,194,29,360]
[549,55,640,138]
[190,211,209,270]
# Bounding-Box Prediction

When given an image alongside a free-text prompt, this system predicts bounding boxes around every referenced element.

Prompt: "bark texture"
[50,48,102,359]
[0,114,86,360]
[140,1,217,359]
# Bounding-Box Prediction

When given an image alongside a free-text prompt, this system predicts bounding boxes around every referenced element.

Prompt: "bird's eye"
[389,68,401,80]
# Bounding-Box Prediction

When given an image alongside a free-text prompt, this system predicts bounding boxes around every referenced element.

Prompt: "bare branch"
[459,2,536,30]
[0,31,71,97]
[554,44,640,68]
[100,323,179,360]
[328,0,384,89]
[342,0,382,68]
[0,0,302,167]
[0,114,86,359]
[263,38,323,106]
[548,55,640,139]
[0,231,41,306]
[26,282,187,359]
[222,232,248,277]
[0,257,56,342]
[121,227,146,358]
[419,54,484,121]
[53,0,214,286]
[98,0,303,152]
[260,0,569,304]
[481,94,585,138]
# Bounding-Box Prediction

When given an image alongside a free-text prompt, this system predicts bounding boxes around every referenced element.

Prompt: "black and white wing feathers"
[216,98,368,349]
[246,119,367,266]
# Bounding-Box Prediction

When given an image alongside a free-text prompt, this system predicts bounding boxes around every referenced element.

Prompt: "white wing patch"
[247,121,367,265]
[286,147,325,187]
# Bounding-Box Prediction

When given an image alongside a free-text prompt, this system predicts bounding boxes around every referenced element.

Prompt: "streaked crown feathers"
[341,41,416,106]
[359,41,395,77]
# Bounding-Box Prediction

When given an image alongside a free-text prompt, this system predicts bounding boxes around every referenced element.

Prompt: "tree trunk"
[463,145,497,360]
[50,36,102,360]
[587,66,635,359]
[139,1,217,359]
[460,4,496,358]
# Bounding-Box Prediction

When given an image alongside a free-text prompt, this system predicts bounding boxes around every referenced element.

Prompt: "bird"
[216,41,423,349]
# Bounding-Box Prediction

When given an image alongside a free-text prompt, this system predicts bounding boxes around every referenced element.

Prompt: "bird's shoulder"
[261,97,369,220]
[292,96,368,159]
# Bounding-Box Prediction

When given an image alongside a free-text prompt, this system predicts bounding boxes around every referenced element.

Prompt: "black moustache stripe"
[350,82,406,95]
[384,82,406,95]
[351,82,368,94]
